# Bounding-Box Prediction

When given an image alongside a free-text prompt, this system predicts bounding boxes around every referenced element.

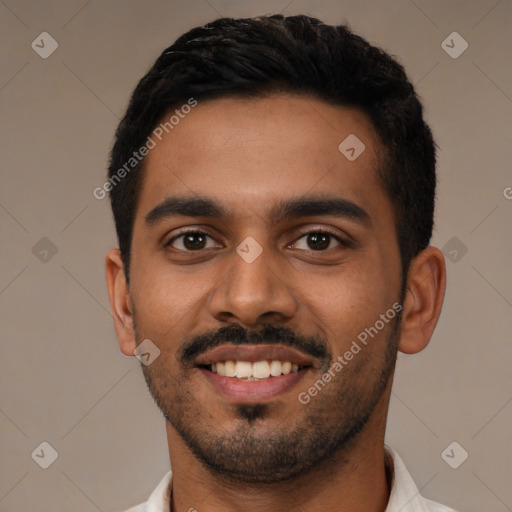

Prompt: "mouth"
[195,344,315,402]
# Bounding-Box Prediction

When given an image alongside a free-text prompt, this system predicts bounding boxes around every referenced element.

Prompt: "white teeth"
[235,361,252,378]
[269,360,282,377]
[282,361,292,375]
[253,360,271,379]
[209,360,302,379]
[225,360,236,377]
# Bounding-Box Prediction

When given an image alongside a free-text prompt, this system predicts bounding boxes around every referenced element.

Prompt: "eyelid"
[294,223,351,240]
[163,227,219,248]
[291,227,350,249]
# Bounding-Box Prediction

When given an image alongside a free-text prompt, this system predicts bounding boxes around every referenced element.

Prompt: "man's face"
[127,95,403,482]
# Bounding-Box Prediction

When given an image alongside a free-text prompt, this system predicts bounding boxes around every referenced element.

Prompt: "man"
[105,14,456,512]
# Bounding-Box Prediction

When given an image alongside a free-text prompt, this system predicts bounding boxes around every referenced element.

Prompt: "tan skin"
[106,95,446,512]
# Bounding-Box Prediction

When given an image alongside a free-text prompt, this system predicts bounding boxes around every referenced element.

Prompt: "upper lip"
[194,344,316,367]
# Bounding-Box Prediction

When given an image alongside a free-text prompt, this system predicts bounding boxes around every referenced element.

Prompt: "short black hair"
[108,14,436,282]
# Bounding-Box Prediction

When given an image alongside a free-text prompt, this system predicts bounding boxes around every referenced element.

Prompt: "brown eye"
[306,233,331,250]
[293,231,344,251]
[166,231,216,251]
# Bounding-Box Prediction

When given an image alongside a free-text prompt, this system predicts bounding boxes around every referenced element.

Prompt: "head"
[105,15,445,483]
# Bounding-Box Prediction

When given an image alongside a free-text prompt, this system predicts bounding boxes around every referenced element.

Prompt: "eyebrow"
[145,195,371,227]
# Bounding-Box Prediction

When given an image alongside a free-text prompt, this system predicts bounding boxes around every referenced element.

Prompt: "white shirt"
[123,446,458,512]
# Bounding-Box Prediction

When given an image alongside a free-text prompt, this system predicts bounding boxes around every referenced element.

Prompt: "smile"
[195,344,314,402]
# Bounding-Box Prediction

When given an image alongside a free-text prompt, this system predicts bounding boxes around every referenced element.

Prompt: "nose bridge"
[233,247,274,292]
[209,241,297,326]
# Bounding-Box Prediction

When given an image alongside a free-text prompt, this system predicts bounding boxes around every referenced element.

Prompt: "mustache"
[179,323,330,365]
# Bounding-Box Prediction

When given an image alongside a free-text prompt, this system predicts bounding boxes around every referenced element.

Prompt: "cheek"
[300,258,399,350]
[130,259,205,335]
[140,352,184,410]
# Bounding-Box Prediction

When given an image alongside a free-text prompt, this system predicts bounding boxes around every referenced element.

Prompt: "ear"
[398,246,446,354]
[105,249,137,357]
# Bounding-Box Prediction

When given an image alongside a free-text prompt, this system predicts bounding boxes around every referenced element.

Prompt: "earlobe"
[105,249,137,357]
[398,246,446,355]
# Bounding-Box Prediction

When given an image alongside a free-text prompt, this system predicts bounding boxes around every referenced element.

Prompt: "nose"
[208,243,298,328]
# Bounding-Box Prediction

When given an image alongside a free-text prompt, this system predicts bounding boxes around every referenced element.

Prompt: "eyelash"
[164,228,349,252]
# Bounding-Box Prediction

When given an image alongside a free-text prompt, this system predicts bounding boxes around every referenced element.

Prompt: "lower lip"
[199,368,309,403]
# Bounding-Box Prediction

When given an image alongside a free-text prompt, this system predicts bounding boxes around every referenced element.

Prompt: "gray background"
[1,0,511,511]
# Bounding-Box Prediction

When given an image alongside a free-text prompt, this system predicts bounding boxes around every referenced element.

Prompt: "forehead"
[136,94,389,224]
